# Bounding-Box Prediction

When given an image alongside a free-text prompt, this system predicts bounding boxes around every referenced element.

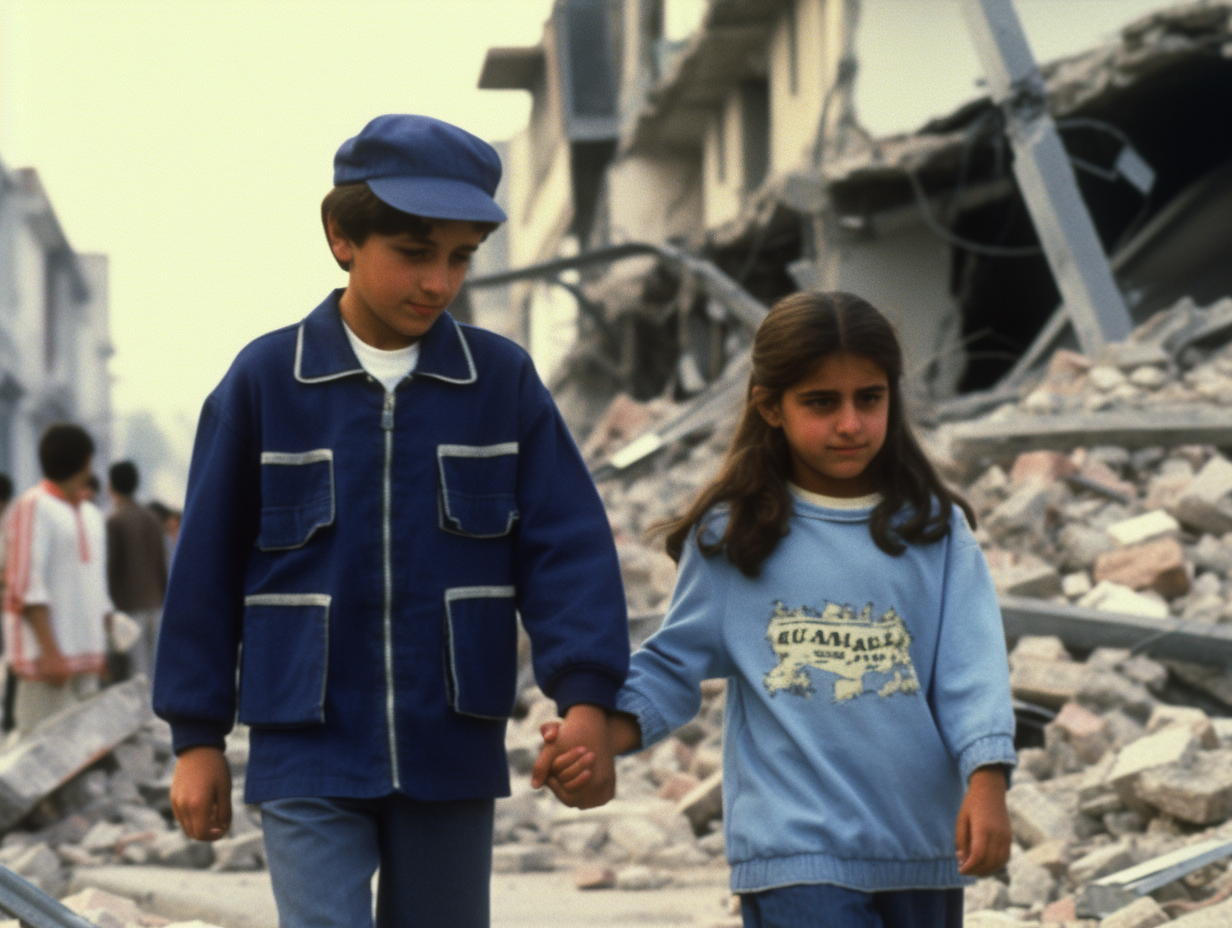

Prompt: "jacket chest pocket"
[437,443,519,538]
[238,594,330,727]
[444,586,518,719]
[258,450,335,551]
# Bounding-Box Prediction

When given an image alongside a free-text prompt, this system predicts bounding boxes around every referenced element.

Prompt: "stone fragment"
[148,829,215,869]
[1129,366,1168,389]
[993,561,1064,598]
[0,678,151,830]
[552,821,607,856]
[1077,581,1169,619]
[1059,525,1118,571]
[1063,572,1093,598]
[1093,537,1189,598]
[1190,532,1232,575]
[1097,896,1167,928]
[1027,839,1071,877]
[1042,897,1077,922]
[1066,839,1133,884]
[1105,724,1197,804]
[1089,366,1128,390]
[1011,658,1090,709]
[1145,705,1218,747]
[677,770,722,835]
[573,864,616,890]
[1171,455,1232,535]
[1006,782,1075,847]
[1117,655,1168,694]
[964,877,1009,912]
[61,888,166,928]
[1011,635,1072,665]
[1133,749,1232,824]
[491,845,555,873]
[210,830,264,871]
[8,842,65,897]
[608,816,668,858]
[1106,511,1180,547]
[1008,850,1056,905]
[1047,702,1110,764]
[81,820,126,853]
[987,478,1054,538]
[614,865,670,890]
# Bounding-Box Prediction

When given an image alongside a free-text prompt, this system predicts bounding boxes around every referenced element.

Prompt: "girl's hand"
[956,766,1012,876]
[532,721,595,796]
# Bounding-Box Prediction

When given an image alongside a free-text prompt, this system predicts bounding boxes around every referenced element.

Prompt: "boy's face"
[330,219,485,349]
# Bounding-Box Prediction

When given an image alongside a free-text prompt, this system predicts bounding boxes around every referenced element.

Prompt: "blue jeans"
[261,794,495,928]
[741,883,963,928]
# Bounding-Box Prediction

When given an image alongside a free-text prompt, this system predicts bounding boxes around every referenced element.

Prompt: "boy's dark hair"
[110,460,139,496]
[321,183,499,271]
[660,291,974,578]
[38,423,95,483]
[0,473,12,505]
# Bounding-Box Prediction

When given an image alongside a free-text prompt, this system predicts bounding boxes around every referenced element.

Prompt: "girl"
[535,291,1015,928]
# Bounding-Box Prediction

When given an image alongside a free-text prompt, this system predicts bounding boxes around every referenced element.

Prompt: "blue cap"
[334,115,507,224]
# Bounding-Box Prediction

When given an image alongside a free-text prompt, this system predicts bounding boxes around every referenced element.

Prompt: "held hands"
[529,703,618,809]
[532,710,642,809]
[170,746,232,841]
[956,766,1012,876]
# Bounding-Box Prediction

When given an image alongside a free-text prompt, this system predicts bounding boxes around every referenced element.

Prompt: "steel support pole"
[960,0,1133,356]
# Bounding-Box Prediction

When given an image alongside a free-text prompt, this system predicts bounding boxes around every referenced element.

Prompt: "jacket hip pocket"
[257,450,335,551]
[444,586,518,719]
[239,593,330,727]
[437,443,519,538]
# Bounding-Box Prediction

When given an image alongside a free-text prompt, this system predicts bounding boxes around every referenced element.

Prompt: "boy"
[153,115,629,928]
[4,424,111,736]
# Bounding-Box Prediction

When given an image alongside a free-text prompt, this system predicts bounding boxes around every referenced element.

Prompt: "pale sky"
[0,0,1175,481]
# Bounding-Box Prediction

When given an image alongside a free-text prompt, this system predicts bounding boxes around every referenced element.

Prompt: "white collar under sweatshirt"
[616,494,1016,894]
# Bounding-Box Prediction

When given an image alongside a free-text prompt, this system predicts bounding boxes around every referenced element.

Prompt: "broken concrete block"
[1171,455,1232,535]
[993,561,1064,598]
[210,830,264,871]
[1134,749,1232,824]
[1106,510,1180,547]
[491,845,556,873]
[8,841,65,897]
[149,829,214,869]
[1118,655,1168,694]
[986,478,1054,538]
[1105,723,1198,804]
[964,877,1009,913]
[1011,658,1090,709]
[608,816,669,859]
[1010,635,1072,665]
[1007,850,1056,905]
[1089,365,1128,391]
[1067,839,1134,884]
[1027,839,1071,878]
[1093,537,1190,598]
[80,820,126,853]
[1047,702,1111,764]
[1146,705,1218,747]
[1098,896,1167,928]
[1059,524,1119,571]
[614,864,671,890]
[1006,782,1075,847]
[676,770,722,836]
[1064,571,1094,598]
[0,678,150,831]
[1077,580,1170,619]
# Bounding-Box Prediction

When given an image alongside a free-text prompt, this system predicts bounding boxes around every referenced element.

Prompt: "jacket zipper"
[381,389,401,790]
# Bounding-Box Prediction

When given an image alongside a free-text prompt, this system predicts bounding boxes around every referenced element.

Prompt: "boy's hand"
[531,704,614,809]
[533,712,644,804]
[171,746,232,841]
[956,766,1012,876]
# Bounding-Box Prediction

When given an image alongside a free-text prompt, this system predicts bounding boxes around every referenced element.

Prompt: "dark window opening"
[740,78,770,194]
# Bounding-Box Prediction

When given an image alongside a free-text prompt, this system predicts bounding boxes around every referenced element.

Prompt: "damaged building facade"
[0,161,113,491]
[476,0,1232,445]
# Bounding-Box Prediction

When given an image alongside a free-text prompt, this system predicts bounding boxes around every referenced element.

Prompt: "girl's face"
[758,352,890,497]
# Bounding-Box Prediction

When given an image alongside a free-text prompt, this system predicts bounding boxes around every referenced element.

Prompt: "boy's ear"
[325,215,355,268]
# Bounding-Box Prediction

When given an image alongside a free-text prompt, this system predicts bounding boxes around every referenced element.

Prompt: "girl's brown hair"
[661,290,974,577]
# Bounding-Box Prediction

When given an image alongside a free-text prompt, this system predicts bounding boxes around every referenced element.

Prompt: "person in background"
[3,425,111,736]
[81,474,101,505]
[107,461,168,683]
[147,501,180,567]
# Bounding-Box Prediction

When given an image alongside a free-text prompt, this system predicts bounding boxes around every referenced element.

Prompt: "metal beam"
[948,408,1232,461]
[960,0,1133,356]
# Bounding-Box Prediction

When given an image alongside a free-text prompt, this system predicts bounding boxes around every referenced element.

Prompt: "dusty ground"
[70,865,738,928]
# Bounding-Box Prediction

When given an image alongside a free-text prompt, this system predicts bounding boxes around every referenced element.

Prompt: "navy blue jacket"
[153,292,630,802]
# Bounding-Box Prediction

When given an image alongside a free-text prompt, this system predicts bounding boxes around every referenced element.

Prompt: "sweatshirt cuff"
[958,734,1018,786]
[614,687,669,751]
[170,720,230,756]
[550,669,621,714]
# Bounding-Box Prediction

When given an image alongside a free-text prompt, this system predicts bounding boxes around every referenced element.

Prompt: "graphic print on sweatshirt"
[763,600,920,702]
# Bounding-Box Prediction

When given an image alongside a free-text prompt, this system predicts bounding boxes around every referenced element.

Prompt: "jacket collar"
[294,289,478,386]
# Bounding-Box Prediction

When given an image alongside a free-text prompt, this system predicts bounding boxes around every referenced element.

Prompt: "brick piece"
[1133,749,1232,824]
[1011,451,1078,484]
[1048,702,1111,764]
[1106,511,1180,547]
[1093,537,1190,598]
[1171,455,1232,535]
[1042,897,1077,922]
[574,865,616,890]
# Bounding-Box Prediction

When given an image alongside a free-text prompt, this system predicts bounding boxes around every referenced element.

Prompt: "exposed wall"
[768,0,831,176]
[605,151,702,244]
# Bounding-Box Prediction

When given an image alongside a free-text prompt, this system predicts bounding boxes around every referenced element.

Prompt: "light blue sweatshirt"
[615,493,1016,894]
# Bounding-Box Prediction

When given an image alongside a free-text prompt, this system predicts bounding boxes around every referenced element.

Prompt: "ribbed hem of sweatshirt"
[957,733,1018,786]
[729,852,970,894]
[614,687,671,750]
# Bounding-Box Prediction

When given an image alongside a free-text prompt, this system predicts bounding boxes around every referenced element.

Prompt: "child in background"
[537,291,1015,928]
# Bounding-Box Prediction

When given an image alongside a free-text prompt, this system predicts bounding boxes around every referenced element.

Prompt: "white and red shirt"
[3,481,110,680]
